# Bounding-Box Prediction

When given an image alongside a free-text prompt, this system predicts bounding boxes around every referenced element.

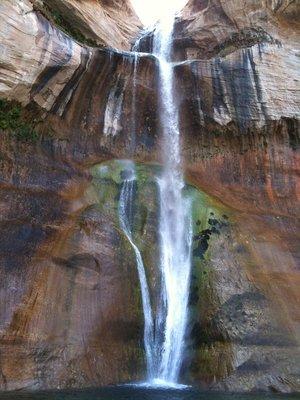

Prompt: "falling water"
[150,10,193,384]
[130,53,139,153]
[119,8,192,386]
[118,164,155,375]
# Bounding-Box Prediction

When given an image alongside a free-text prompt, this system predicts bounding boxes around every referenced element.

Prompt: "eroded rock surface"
[176,0,300,60]
[39,0,141,50]
[0,0,299,393]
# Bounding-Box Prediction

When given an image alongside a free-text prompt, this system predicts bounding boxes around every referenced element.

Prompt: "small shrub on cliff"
[51,9,97,46]
[0,99,39,143]
[33,2,98,47]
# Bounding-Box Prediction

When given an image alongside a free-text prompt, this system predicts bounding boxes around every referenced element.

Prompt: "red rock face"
[0,0,299,393]
[39,0,141,49]
[176,0,300,60]
[184,122,300,391]
[0,140,145,390]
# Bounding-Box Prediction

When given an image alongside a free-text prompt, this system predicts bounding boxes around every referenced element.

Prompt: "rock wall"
[0,0,299,393]
[176,0,300,60]
[39,0,141,50]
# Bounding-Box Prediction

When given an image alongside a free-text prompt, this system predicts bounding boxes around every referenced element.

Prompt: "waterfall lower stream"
[119,11,192,387]
[118,166,155,375]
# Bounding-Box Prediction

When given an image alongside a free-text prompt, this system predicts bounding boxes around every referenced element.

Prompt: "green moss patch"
[0,99,40,143]
[89,160,233,382]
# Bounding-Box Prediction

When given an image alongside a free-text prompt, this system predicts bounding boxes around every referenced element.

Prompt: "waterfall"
[150,11,193,384]
[119,9,192,387]
[118,164,155,376]
[130,53,139,153]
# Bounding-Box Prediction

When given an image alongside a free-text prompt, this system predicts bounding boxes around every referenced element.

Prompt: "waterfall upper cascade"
[119,10,193,387]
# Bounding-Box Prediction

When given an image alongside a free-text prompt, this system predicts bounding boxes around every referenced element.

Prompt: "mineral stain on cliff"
[0,0,299,394]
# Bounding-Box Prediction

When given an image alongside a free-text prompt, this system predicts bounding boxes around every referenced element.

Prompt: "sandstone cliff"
[33,0,141,49]
[0,0,299,393]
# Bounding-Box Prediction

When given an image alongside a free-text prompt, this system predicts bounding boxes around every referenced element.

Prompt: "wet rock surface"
[0,0,299,393]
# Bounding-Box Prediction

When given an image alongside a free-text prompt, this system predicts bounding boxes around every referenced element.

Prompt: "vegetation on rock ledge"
[0,99,40,143]
[33,1,98,47]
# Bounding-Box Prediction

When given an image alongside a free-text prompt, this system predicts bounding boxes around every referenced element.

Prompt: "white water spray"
[131,54,139,152]
[150,10,193,385]
[119,7,193,387]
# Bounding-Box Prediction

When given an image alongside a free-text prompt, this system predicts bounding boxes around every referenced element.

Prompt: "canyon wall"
[0,0,299,393]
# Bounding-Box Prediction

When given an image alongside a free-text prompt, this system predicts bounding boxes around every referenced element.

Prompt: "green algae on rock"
[89,160,235,384]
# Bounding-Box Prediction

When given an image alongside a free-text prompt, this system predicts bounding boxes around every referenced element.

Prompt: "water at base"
[129,378,189,389]
[0,387,298,400]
